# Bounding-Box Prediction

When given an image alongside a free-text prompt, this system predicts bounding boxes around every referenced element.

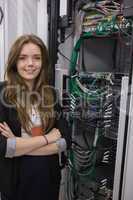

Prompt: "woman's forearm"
[5,128,61,157]
[27,142,58,156]
[27,138,67,156]
[14,136,46,156]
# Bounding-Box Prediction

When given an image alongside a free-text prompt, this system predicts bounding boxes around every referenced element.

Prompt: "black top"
[0,81,71,199]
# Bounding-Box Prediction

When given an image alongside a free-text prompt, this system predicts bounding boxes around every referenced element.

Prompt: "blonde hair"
[4,34,55,133]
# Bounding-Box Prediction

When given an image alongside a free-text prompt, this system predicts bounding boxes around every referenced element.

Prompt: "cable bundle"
[75,0,131,35]
[69,73,121,139]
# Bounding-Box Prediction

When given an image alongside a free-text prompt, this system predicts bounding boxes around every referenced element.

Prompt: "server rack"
[47,1,133,200]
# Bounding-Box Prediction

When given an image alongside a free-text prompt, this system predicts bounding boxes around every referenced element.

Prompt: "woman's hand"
[0,122,15,138]
[45,128,61,144]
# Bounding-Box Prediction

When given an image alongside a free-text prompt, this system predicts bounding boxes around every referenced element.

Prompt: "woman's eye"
[34,57,41,60]
[18,57,25,60]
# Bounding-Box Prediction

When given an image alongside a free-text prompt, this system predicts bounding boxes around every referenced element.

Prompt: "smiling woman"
[5,34,54,133]
[0,34,71,200]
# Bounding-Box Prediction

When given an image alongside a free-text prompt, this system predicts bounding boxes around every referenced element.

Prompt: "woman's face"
[16,42,42,89]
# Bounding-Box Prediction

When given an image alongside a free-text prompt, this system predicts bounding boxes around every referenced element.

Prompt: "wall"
[0,0,48,81]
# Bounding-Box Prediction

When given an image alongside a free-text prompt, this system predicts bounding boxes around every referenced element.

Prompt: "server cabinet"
[52,1,133,200]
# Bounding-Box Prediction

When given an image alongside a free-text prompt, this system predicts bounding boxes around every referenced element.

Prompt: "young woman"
[0,34,71,200]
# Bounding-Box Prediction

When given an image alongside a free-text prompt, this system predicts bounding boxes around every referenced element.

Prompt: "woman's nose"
[27,57,33,65]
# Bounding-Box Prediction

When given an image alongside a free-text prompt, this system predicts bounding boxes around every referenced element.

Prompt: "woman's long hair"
[4,34,56,133]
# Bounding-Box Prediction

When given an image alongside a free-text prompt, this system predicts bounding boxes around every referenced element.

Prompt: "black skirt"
[1,155,61,200]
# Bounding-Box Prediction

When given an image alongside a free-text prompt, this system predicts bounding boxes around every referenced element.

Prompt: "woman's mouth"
[24,69,37,73]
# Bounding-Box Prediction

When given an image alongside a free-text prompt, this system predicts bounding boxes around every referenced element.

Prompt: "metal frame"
[121,72,133,200]
[47,0,73,85]
[47,0,60,85]
[113,76,129,200]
